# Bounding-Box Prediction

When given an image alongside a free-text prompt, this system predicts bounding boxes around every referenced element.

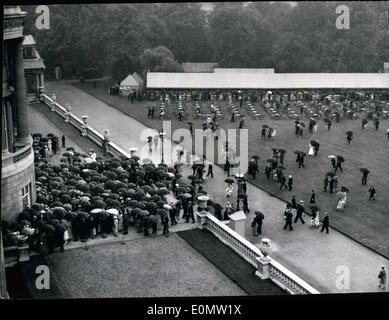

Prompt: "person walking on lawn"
[368,186,376,200]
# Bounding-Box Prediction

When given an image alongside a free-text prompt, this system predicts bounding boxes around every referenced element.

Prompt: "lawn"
[74,81,389,257]
[44,233,246,298]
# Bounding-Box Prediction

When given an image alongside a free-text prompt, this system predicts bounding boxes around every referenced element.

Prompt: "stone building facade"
[2,6,36,222]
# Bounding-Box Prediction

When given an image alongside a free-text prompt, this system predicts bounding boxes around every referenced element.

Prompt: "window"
[21,183,32,209]
[23,46,34,59]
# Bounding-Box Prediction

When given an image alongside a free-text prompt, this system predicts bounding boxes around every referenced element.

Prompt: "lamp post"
[159,129,166,164]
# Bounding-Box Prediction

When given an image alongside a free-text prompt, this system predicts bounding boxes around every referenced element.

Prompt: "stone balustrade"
[40,93,132,159]
[198,212,320,295]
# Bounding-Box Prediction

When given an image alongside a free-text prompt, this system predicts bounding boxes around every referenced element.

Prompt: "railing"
[40,93,132,159]
[201,212,320,295]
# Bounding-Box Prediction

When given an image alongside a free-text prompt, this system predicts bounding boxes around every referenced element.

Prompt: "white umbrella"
[163,204,172,210]
[107,208,119,215]
[328,155,336,159]
[84,157,93,163]
[90,208,103,214]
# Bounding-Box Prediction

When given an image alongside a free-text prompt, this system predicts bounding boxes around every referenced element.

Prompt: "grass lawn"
[44,233,246,298]
[74,81,389,257]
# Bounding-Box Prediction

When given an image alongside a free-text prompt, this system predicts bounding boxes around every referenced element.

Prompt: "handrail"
[40,93,133,159]
[202,212,320,294]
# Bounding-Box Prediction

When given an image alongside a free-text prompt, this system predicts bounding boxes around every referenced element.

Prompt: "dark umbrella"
[188,175,197,180]
[360,168,370,174]
[346,130,353,136]
[224,178,234,184]
[278,149,287,154]
[310,140,319,147]
[336,155,345,162]
[309,204,320,211]
[262,124,269,128]
[251,155,260,160]
[326,171,336,177]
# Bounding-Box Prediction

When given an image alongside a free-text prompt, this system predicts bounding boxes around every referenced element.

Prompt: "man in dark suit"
[361,171,369,185]
[279,175,288,190]
[320,212,329,234]
[288,175,293,191]
[309,190,316,204]
[329,178,335,193]
[294,200,305,224]
[261,127,267,140]
[283,207,293,231]
[253,211,264,235]
[207,162,214,178]
[186,201,195,223]
[368,186,376,200]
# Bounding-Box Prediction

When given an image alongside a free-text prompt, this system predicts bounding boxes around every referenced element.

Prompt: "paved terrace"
[43,81,389,293]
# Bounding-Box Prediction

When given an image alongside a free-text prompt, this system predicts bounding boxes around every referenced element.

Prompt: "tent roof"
[182,62,218,73]
[120,74,139,87]
[24,50,45,70]
[132,72,144,84]
[147,72,389,89]
[214,68,275,74]
[22,34,36,46]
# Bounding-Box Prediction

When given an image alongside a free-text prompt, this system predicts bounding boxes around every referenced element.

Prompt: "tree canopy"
[22,2,389,80]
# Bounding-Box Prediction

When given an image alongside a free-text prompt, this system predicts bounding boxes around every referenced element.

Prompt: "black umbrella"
[326,171,336,177]
[224,178,234,184]
[310,140,319,147]
[262,124,269,128]
[251,155,260,160]
[337,155,345,162]
[346,130,353,136]
[323,117,331,123]
[278,148,287,154]
[360,168,370,174]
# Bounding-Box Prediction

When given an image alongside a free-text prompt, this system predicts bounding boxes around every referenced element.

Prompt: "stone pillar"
[14,39,30,146]
[0,227,8,299]
[228,210,246,237]
[2,103,9,155]
[64,103,71,122]
[255,256,271,280]
[196,211,207,230]
[81,115,88,136]
[50,93,56,111]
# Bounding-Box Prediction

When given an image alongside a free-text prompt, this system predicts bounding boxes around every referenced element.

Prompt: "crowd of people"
[1,133,230,254]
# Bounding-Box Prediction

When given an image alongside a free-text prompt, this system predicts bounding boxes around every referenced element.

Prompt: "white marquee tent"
[147,72,389,89]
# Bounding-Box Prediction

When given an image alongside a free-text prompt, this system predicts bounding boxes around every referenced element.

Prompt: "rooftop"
[182,62,218,73]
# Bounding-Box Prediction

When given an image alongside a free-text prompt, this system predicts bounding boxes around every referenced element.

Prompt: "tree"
[140,46,182,72]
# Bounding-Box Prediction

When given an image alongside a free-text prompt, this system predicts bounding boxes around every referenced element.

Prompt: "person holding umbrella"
[360,168,370,185]
[252,211,265,236]
[261,126,267,140]
[336,156,344,172]
[294,200,306,224]
[374,118,380,131]
[362,118,368,130]
[346,131,353,145]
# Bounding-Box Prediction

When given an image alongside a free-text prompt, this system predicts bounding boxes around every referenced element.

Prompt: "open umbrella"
[224,178,234,184]
[346,130,353,136]
[188,175,197,180]
[328,155,336,159]
[336,155,345,162]
[326,171,336,177]
[107,208,119,216]
[266,158,278,164]
[262,124,269,128]
[183,193,192,199]
[360,168,370,174]
[309,204,320,211]
[90,208,104,214]
[251,155,260,160]
[163,204,172,210]
[310,140,319,147]
[278,149,287,154]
